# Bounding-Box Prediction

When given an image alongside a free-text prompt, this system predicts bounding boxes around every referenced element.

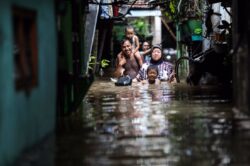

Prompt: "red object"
[113,5,119,17]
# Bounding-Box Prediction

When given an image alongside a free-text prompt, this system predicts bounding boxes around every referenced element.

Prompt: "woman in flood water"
[135,45,176,83]
[113,39,143,79]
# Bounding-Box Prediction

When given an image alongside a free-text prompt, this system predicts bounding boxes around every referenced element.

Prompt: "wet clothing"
[136,60,174,81]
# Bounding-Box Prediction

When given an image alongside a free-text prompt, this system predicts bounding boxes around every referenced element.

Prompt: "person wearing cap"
[134,44,176,82]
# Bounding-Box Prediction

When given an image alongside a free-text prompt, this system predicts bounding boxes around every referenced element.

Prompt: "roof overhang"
[125,9,162,17]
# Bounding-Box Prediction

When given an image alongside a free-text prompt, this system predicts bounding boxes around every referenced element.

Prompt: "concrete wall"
[0,0,57,165]
[232,0,250,114]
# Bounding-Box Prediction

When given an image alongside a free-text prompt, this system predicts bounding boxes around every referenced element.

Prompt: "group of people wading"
[113,25,176,85]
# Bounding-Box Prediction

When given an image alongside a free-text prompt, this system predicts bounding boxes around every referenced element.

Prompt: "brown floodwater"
[56,79,250,166]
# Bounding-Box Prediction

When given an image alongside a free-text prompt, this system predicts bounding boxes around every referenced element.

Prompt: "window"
[12,6,38,91]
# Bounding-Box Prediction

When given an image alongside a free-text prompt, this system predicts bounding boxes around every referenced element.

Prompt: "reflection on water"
[56,80,250,166]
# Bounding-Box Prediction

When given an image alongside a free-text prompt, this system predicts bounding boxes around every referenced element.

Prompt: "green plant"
[88,56,110,71]
[162,0,203,23]
[130,18,150,41]
[100,59,110,68]
[88,56,96,70]
[113,25,125,42]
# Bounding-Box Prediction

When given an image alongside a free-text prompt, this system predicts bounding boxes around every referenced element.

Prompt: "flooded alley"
[54,79,250,166]
[3,1,250,165]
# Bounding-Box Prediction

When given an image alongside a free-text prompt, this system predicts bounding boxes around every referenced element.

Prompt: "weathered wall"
[0,0,57,165]
[232,0,250,114]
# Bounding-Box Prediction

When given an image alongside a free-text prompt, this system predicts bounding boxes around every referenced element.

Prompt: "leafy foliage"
[88,56,96,70]
[130,18,150,41]
[162,0,203,23]
[112,18,151,45]
[113,25,125,42]
[100,59,110,68]
[88,56,110,71]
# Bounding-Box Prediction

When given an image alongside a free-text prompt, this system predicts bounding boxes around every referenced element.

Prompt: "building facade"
[0,0,57,165]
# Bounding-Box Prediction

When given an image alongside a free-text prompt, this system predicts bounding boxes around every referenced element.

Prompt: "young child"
[125,25,140,55]
[142,65,161,84]
[117,25,143,67]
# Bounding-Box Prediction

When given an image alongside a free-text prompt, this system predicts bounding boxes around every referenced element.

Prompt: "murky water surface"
[56,79,250,166]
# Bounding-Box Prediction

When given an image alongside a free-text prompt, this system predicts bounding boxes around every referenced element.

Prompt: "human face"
[121,40,132,56]
[142,42,150,51]
[151,48,162,61]
[147,69,158,82]
[125,28,134,39]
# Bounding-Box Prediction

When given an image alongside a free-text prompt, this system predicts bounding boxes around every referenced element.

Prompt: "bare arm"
[141,48,151,56]
[113,53,126,78]
[117,52,126,66]
[134,51,143,67]
[133,35,140,53]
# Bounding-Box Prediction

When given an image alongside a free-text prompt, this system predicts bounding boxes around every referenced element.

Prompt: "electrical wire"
[97,0,140,19]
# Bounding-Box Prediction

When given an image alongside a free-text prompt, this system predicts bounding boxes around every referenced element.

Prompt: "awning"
[126,9,162,17]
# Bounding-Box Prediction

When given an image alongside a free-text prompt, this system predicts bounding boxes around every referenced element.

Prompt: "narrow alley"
[2,0,250,166]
